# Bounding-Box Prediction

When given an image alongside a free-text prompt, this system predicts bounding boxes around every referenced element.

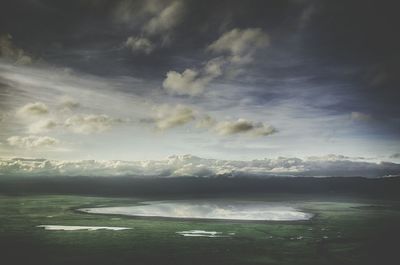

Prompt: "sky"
[0,0,400,176]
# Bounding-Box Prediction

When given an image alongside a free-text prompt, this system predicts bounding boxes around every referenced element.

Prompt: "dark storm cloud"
[300,1,400,120]
[0,0,300,75]
[2,1,398,63]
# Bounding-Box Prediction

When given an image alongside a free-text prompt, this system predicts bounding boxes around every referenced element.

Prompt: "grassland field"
[1,193,400,265]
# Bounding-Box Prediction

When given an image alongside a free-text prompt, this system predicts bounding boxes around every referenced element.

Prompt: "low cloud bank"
[1,155,399,178]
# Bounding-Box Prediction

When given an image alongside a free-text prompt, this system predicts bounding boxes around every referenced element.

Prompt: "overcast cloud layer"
[0,0,399,177]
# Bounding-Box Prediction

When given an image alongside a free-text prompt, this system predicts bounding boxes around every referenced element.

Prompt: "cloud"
[58,96,80,111]
[390,153,400,159]
[17,102,49,117]
[196,115,217,129]
[148,105,276,138]
[203,57,226,77]
[143,1,185,36]
[298,4,318,30]
[208,28,269,64]
[163,57,226,96]
[65,114,121,134]
[215,119,277,137]
[15,98,123,136]
[7,135,59,149]
[113,0,165,26]
[163,29,269,95]
[121,1,185,53]
[112,0,140,25]
[1,154,399,178]
[125,36,155,54]
[28,119,58,134]
[0,34,33,65]
[153,104,195,130]
[351,112,372,122]
[163,69,207,96]
[307,154,366,161]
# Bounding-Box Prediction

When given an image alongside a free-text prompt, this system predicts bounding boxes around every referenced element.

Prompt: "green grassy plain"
[1,194,399,265]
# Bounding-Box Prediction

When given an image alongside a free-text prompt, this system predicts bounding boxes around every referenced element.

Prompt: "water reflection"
[79,200,312,221]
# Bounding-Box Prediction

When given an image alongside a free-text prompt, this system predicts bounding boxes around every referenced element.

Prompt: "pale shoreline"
[37,225,131,231]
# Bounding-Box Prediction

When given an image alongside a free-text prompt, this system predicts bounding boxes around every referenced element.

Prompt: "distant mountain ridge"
[1,175,400,200]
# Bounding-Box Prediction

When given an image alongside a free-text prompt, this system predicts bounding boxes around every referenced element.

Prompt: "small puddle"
[176,230,230,238]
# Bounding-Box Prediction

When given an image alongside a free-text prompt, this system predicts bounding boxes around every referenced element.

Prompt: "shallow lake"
[79,200,313,221]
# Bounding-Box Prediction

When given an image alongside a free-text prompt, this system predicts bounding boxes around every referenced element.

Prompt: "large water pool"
[78,200,313,221]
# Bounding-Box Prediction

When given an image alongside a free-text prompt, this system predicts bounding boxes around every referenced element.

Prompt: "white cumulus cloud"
[208,28,269,64]
[17,102,49,117]
[58,96,80,111]
[162,57,226,96]
[122,1,185,54]
[7,135,59,149]
[163,28,269,95]
[215,119,277,137]
[125,36,155,54]
[163,69,209,96]
[153,104,196,130]
[28,119,58,134]
[143,0,184,36]
[65,114,121,134]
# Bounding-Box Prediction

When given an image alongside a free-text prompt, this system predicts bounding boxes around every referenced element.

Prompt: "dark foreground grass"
[0,194,399,265]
